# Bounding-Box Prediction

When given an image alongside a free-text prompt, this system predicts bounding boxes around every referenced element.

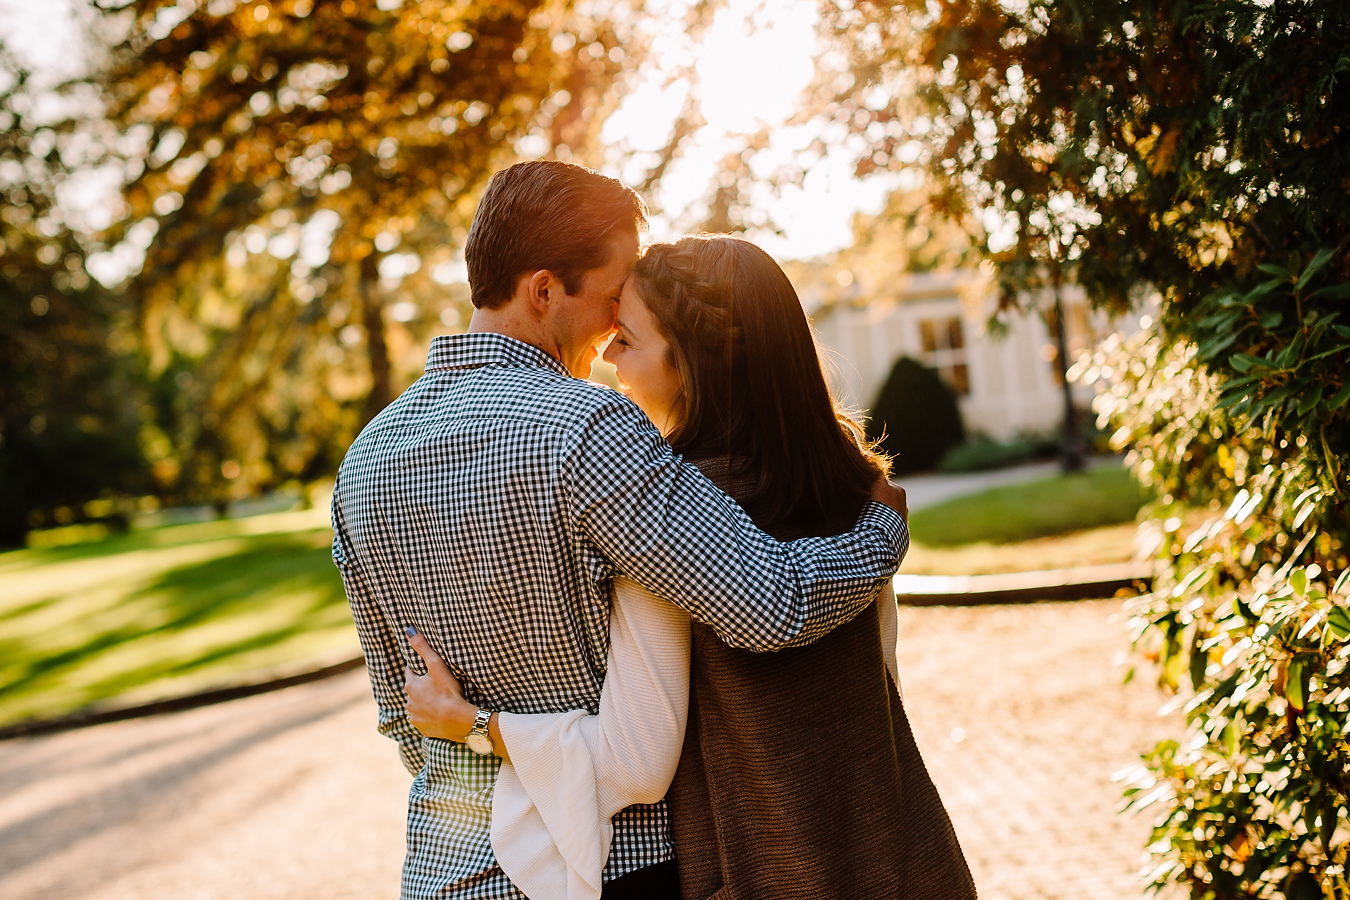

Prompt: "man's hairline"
[486,223,641,305]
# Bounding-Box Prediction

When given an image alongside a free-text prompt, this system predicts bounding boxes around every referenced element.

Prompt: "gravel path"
[0,598,1182,900]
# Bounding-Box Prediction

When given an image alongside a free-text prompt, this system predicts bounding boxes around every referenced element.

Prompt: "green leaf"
[1257,308,1283,329]
[1295,247,1336,291]
[1257,262,1291,279]
[1335,570,1350,594]
[1311,283,1350,301]
[1198,309,1243,329]
[1286,659,1305,710]
[1324,427,1342,485]
[1326,606,1350,640]
[1298,345,1346,366]
[1229,352,1271,373]
[1220,373,1264,392]
[1328,381,1350,410]
[1296,383,1324,416]
[1291,568,1309,596]
[1189,636,1207,690]
[1241,278,1283,303]
[1261,383,1299,411]
[1275,336,1303,368]
[1199,331,1240,359]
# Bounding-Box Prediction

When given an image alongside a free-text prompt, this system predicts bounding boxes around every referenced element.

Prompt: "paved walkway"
[894,600,1182,900]
[0,598,1182,900]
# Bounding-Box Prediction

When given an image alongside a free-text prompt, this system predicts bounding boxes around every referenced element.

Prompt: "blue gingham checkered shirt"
[332,333,907,899]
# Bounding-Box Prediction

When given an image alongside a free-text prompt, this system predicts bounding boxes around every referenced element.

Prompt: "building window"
[919,316,970,395]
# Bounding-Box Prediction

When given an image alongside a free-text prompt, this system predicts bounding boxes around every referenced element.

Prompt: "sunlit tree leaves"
[95,0,642,504]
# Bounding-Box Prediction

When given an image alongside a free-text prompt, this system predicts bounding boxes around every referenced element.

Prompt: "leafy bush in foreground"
[1096,252,1350,895]
[811,0,1349,891]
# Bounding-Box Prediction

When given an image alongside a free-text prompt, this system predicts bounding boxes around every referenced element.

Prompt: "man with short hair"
[332,160,908,900]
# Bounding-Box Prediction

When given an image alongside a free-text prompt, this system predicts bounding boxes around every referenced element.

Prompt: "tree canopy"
[0,0,676,544]
[813,0,1348,314]
[48,0,648,515]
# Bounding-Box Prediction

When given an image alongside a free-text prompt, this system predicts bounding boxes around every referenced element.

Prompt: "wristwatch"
[466,708,495,756]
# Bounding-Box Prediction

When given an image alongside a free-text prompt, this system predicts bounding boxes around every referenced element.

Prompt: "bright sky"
[0,0,886,261]
[0,0,85,83]
[601,0,890,258]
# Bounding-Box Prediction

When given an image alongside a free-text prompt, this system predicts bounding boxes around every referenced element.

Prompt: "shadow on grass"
[0,597,54,625]
[0,535,348,723]
[0,509,331,572]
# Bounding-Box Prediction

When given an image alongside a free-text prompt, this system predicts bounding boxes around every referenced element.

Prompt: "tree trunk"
[360,251,392,424]
[1050,270,1085,472]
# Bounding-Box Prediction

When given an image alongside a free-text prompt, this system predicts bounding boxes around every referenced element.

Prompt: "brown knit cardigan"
[668,457,977,900]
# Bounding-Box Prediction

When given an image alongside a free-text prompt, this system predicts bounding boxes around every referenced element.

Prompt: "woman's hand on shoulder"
[404,627,477,742]
[869,476,908,521]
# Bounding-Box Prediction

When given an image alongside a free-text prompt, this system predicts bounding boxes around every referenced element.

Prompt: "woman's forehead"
[616,285,659,335]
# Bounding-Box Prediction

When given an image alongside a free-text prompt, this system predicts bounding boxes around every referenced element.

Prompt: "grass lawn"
[1,464,1151,729]
[0,507,355,728]
[907,465,1152,548]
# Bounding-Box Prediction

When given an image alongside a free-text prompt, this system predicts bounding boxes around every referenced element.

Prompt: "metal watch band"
[465,707,495,755]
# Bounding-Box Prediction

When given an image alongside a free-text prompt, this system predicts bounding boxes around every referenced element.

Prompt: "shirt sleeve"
[564,397,909,652]
[489,578,692,900]
[877,580,902,698]
[332,496,426,776]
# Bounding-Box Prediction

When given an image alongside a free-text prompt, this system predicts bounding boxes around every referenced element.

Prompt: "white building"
[805,269,1145,440]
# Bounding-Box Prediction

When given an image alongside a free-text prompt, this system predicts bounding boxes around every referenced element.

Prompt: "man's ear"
[523,269,555,315]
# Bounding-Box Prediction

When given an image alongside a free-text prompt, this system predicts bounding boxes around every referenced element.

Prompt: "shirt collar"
[424,332,571,379]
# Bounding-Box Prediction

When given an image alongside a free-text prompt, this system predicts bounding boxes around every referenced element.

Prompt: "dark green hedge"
[865,356,965,475]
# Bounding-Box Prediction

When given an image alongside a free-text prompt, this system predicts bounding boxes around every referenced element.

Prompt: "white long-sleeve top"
[490,577,900,900]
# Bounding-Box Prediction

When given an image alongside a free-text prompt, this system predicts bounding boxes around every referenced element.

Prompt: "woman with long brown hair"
[404,235,975,900]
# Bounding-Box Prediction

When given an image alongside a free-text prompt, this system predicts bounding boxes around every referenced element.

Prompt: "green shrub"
[1098,278,1349,895]
[937,432,1057,473]
[866,356,965,475]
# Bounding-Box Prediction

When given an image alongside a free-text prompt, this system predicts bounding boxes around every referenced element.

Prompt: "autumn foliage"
[2,0,647,541]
